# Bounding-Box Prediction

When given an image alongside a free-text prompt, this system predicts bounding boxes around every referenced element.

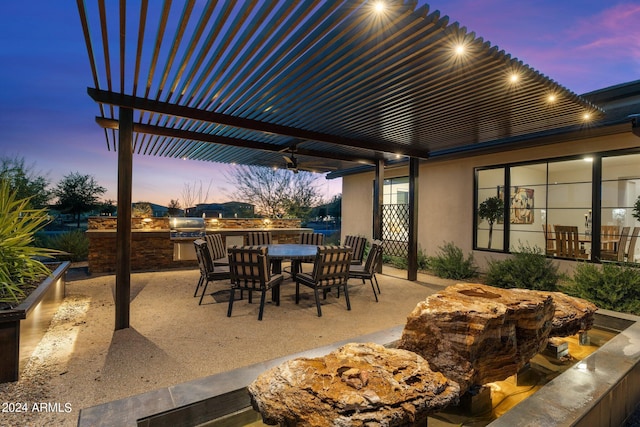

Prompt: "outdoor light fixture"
[547,94,557,102]
[629,114,640,137]
[373,1,386,13]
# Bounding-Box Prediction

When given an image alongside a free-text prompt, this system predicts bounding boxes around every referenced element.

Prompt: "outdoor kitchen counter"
[86,228,314,274]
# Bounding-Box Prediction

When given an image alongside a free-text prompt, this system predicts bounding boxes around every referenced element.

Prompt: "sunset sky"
[1,1,638,207]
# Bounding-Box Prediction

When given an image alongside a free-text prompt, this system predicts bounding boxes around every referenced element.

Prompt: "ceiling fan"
[280,145,339,173]
[282,147,299,173]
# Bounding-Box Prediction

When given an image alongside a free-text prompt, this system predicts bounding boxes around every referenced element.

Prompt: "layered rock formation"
[248,342,460,426]
[530,290,596,336]
[398,283,596,394]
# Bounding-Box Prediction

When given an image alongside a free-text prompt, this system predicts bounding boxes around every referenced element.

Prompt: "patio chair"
[227,246,284,321]
[344,235,367,265]
[194,239,230,305]
[348,240,383,301]
[205,233,228,266]
[600,226,631,262]
[293,232,325,274]
[295,246,352,317]
[245,231,272,246]
[554,225,588,259]
[299,232,325,245]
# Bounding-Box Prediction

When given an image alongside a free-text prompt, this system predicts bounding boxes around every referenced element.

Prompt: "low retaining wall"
[0,262,70,382]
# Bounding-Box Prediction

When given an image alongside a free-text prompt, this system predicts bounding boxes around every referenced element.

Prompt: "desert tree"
[53,172,106,228]
[181,179,213,211]
[226,166,323,219]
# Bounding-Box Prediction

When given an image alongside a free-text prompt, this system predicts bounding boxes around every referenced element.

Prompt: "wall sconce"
[263,218,272,228]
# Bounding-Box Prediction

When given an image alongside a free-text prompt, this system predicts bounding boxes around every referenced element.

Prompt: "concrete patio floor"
[0,265,452,427]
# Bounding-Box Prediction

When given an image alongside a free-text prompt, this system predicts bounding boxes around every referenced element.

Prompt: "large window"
[602,154,640,263]
[475,151,640,262]
[476,168,505,251]
[383,177,409,204]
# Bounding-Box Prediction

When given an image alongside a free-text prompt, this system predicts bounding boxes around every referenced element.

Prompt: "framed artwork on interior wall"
[510,187,534,224]
[498,186,535,224]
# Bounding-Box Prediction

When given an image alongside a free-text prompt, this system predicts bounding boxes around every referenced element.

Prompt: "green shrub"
[0,181,59,303]
[427,242,478,279]
[41,230,89,262]
[485,245,560,291]
[381,248,429,271]
[383,254,407,270]
[568,263,640,315]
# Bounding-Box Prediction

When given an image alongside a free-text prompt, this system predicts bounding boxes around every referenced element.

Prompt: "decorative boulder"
[528,290,597,337]
[398,283,595,394]
[248,342,460,426]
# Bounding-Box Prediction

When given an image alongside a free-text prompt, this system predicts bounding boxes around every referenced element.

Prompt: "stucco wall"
[341,130,640,272]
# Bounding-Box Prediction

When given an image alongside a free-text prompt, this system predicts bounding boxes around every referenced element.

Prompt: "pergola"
[76,0,603,330]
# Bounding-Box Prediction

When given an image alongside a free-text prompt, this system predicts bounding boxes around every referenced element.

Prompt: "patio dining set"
[193,232,384,320]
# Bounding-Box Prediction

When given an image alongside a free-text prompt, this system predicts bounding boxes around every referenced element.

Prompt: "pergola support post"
[407,157,419,281]
[373,159,384,273]
[115,107,133,330]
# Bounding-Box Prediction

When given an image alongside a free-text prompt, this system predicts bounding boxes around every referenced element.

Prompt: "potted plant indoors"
[0,181,69,382]
[633,195,640,223]
[478,196,505,249]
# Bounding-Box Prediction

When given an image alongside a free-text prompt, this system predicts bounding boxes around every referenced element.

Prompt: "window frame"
[473,148,640,261]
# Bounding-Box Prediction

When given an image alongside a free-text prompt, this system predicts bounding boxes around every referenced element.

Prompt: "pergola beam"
[95,117,377,165]
[88,88,431,159]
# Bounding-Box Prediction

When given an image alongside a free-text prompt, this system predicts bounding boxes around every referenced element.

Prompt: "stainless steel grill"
[169,217,205,240]
[169,217,205,261]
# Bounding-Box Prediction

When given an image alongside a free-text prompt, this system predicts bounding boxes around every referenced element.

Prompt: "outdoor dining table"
[265,244,318,280]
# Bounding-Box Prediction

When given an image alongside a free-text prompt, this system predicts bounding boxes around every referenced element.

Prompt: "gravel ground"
[0,266,445,427]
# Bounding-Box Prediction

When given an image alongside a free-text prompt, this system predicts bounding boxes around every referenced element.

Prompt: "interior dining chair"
[542,224,556,256]
[227,246,283,321]
[600,226,631,262]
[554,225,588,259]
[193,239,230,305]
[348,240,383,301]
[600,225,620,252]
[294,246,352,317]
[626,227,640,263]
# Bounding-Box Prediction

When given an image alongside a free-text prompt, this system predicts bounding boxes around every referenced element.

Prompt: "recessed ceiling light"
[374,1,385,13]
[455,45,465,55]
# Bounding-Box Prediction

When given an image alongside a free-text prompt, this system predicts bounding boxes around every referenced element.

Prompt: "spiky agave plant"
[0,181,59,304]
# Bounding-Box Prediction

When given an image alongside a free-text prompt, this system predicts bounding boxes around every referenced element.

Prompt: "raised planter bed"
[0,261,70,383]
